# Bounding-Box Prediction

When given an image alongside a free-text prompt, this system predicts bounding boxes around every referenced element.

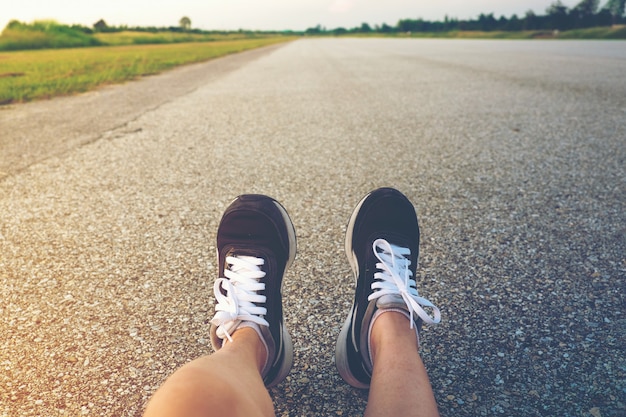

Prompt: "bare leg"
[365,312,440,417]
[143,328,274,417]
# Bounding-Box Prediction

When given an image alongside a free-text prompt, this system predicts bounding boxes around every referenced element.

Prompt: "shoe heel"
[266,325,294,388]
[335,307,370,389]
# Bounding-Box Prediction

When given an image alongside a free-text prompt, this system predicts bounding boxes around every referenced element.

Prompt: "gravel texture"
[1,39,625,417]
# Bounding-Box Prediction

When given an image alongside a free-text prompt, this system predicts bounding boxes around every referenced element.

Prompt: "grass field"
[0,37,293,104]
[555,25,626,39]
[346,25,626,39]
[346,30,541,39]
[93,30,262,46]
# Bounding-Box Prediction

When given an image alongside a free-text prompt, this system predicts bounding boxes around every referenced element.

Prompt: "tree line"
[306,0,626,34]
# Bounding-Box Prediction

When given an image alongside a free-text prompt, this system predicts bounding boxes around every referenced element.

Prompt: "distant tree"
[5,19,22,31]
[396,19,412,32]
[523,9,539,30]
[547,0,570,15]
[572,0,601,27]
[300,1,620,37]
[478,13,498,31]
[574,0,601,15]
[93,19,108,32]
[397,18,430,32]
[305,24,323,34]
[71,24,93,34]
[604,0,626,23]
[380,23,393,33]
[503,14,523,30]
[179,16,191,31]
[595,7,615,24]
[497,15,509,30]
[546,1,570,29]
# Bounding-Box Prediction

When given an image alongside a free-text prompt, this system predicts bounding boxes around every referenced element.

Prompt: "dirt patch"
[0,72,25,78]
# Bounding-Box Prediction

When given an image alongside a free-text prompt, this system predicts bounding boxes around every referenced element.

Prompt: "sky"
[2,0,583,32]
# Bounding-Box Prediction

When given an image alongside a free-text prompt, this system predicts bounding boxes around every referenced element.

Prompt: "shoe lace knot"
[211,255,269,342]
[369,239,441,327]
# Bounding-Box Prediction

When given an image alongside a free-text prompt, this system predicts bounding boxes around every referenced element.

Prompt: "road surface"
[1,38,625,417]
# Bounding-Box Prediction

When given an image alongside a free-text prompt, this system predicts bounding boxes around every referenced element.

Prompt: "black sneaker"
[335,188,441,388]
[209,194,296,388]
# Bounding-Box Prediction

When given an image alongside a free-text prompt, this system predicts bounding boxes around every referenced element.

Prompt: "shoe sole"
[265,198,296,388]
[336,190,374,389]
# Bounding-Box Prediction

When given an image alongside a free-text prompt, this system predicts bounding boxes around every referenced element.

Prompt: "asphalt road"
[1,39,625,417]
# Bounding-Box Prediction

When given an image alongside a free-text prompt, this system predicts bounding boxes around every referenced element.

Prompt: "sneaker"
[335,187,441,389]
[209,194,296,388]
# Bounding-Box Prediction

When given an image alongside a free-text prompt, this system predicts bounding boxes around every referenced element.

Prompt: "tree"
[573,0,600,27]
[547,0,569,15]
[503,14,523,31]
[179,16,191,31]
[546,1,570,30]
[93,19,108,32]
[380,23,393,33]
[604,0,626,23]
[478,13,497,31]
[523,10,539,30]
[305,24,323,34]
[574,0,600,15]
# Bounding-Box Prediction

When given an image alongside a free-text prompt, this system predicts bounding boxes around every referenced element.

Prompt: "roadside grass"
[345,30,538,39]
[0,37,293,104]
[94,30,262,46]
[0,20,102,50]
[0,21,293,50]
[556,25,626,39]
[340,26,626,39]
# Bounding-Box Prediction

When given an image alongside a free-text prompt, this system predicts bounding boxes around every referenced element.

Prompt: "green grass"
[556,25,626,39]
[0,21,289,51]
[0,37,294,104]
[338,26,626,39]
[0,20,102,50]
[320,30,529,39]
[94,30,262,46]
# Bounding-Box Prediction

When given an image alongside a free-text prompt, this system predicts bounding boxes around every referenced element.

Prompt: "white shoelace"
[211,255,268,342]
[369,239,441,327]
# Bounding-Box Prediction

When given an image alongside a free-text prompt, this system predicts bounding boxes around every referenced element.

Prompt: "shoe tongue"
[376,294,408,312]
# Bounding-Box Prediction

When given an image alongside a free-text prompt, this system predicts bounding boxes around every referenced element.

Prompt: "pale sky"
[2,0,583,32]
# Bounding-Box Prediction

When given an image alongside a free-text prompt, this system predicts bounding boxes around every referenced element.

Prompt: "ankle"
[225,327,268,374]
[370,311,419,364]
